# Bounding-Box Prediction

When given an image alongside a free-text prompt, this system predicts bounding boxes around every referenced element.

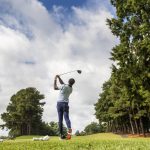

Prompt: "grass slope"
[0,133,150,150]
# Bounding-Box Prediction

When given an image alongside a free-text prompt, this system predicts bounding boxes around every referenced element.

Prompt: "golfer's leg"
[64,104,71,129]
[57,103,63,136]
[64,104,72,140]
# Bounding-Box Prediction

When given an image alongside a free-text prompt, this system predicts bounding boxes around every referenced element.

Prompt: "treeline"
[75,122,106,136]
[95,0,150,136]
[0,87,67,137]
[0,87,103,137]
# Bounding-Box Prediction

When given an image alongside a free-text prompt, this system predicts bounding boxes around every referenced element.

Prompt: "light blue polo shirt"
[57,84,72,103]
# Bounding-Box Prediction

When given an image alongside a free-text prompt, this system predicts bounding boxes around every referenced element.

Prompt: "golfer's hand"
[55,75,59,78]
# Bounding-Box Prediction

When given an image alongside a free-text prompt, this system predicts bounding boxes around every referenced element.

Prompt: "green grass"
[0,133,150,150]
[15,135,43,140]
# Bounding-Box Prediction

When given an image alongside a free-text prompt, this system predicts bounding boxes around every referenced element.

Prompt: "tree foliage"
[84,122,105,135]
[1,87,45,136]
[95,0,150,136]
[38,121,67,136]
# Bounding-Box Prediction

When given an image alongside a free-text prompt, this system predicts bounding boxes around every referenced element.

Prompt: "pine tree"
[95,0,150,136]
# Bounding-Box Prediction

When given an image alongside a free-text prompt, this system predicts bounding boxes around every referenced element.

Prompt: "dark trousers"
[57,102,71,136]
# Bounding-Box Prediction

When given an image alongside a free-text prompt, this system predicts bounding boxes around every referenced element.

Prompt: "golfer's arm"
[54,77,59,90]
[57,76,64,85]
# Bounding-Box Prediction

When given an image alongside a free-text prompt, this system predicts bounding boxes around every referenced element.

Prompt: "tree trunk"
[147,112,150,133]
[123,124,127,134]
[129,114,135,134]
[109,121,112,132]
[27,123,31,135]
[21,124,24,135]
[107,121,109,132]
[139,117,145,137]
[134,119,140,135]
[20,125,22,135]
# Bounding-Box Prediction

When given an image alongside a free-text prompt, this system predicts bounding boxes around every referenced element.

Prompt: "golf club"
[59,70,82,76]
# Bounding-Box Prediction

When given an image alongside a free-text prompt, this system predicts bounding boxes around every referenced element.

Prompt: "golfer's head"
[68,78,75,86]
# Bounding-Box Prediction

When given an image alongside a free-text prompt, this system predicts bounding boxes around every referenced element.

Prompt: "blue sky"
[38,0,115,31]
[38,0,115,15]
[38,0,88,10]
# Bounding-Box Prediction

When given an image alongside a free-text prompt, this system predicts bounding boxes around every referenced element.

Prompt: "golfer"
[54,75,75,140]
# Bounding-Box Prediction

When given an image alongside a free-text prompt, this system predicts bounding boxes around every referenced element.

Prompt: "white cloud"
[0,0,116,135]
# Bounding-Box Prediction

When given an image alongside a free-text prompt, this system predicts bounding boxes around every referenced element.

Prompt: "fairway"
[0,133,150,150]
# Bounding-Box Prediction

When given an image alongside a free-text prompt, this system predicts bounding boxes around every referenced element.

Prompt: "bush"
[84,122,105,135]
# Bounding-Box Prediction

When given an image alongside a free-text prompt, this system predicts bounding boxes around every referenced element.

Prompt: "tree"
[95,0,150,136]
[1,87,45,136]
[80,131,86,136]
[47,121,67,136]
[75,130,80,136]
[95,80,113,132]
[49,121,59,136]
[84,122,104,135]
[38,121,67,136]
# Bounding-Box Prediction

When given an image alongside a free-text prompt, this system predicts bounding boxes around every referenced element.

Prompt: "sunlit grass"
[0,133,150,150]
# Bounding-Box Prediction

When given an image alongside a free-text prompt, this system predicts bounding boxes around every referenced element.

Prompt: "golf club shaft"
[59,70,78,76]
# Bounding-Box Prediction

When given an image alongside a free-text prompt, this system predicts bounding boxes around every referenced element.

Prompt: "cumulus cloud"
[0,0,116,135]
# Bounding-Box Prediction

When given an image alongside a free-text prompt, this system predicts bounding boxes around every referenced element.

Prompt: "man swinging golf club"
[54,75,75,140]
